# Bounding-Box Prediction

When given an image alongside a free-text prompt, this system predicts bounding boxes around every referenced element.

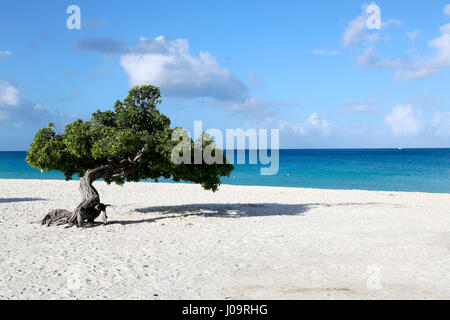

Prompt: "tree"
[27,85,234,227]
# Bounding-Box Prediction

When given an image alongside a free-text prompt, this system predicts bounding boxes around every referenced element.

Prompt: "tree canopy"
[26,85,234,192]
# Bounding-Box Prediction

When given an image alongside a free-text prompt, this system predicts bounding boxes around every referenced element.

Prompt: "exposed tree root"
[42,167,110,228]
[41,209,73,226]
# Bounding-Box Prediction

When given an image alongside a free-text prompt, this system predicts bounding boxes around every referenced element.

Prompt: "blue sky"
[1,0,450,150]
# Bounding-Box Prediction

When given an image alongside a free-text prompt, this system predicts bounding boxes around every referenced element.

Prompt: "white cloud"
[345,8,450,81]
[385,105,421,136]
[204,96,301,120]
[405,29,421,54]
[338,4,450,81]
[0,80,77,125]
[207,96,277,119]
[310,49,341,56]
[444,4,450,16]
[120,36,301,118]
[383,19,403,28]
[357,47,379,67]
[1,100,76,125]
[406,29,421,42]
[279,113,331,137]
[0,50,11,59]
[345,104,371,113]
[428,24,450,67]
[341,5,390,68]
[307,113,330,130]
[226,96,267,113]
[341,3,396,48]
[342,99,381,113]
[393,67,439,81]
[34,104,51,111]
[404,49,417,54]
[0,80,19,107]
[410,94,443,108]
[342,15,369,48]
[390,23,450,80]
[431,112,450,137]
[120,36,248,101]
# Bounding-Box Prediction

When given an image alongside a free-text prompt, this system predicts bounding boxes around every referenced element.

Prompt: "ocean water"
[0,149,449,193]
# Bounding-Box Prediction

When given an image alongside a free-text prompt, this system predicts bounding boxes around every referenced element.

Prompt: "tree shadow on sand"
[0,197,47,203]
[107,203,321,226]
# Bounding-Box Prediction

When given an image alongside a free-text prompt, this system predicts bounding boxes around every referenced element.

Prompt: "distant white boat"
[40,169,44,173]
[398,147,403,150]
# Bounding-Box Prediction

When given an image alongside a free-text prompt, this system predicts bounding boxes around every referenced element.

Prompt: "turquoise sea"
[0,149,449,193]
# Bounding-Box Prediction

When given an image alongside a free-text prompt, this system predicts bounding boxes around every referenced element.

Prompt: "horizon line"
[2,147,450,153]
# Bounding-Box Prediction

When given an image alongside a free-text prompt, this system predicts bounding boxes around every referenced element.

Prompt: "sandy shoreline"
[0,179,449,299]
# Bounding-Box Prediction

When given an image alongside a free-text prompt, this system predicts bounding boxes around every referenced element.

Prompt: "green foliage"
[26,85,234,191]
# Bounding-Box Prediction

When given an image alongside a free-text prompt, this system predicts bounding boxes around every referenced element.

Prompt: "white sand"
[0,179,449,300]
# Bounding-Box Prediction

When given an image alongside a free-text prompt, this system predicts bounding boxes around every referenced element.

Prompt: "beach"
[0,179,449,300]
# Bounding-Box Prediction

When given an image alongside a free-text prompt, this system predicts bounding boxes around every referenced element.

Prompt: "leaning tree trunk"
[41,167,109,227]
[68,167,106,227]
